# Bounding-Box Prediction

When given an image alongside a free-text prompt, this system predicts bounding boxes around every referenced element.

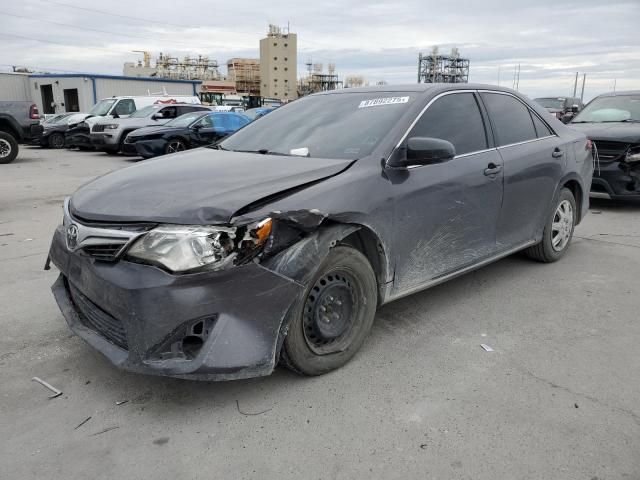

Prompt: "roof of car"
[595,90,640,98]
[316,83,522,96]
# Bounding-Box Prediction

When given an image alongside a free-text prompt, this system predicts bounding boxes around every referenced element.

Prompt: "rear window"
[482,93,537,146]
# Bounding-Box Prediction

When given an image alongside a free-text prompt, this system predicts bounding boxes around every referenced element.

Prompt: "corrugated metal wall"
[95,78,197,100]
[0,73,30,101]
[27,76,200,114]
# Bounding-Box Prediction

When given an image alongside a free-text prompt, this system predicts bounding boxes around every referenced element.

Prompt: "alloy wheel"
[167,141,185,154]
[551,199,573,252]
[0,138,11,158]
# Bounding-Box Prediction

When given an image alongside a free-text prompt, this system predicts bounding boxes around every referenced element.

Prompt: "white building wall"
[0,73,30,101]
[26,76,200,114]
[94,78,196,100]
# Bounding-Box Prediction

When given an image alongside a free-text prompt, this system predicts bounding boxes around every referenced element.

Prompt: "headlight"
[626,147,640,164]
[126,219,272,273]
[104,124,119,130]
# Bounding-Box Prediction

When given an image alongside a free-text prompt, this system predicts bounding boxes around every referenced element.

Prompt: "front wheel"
[0,131,19,164]
[165,139,186,155]
[524,187,576,262]
[47,132,65,149]
[280,246,377,376]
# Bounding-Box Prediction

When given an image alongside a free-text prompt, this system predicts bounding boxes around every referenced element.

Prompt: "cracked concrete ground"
[1,147,639,480]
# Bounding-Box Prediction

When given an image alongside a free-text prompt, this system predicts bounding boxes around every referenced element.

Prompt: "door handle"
[484,163,502,176]
[552,148,564,158]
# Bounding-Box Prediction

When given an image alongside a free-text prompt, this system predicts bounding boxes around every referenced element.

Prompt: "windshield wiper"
[232,148,294,156]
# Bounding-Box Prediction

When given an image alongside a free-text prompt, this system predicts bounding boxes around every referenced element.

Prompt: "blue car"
[123,111,250,158]
[244,107,276,121]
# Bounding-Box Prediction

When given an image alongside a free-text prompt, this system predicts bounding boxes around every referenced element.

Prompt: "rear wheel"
[165,139,186,155]
[0,131,18,164]
[281,246,377,376]
[524,187,576,262]
[47,132,65,149]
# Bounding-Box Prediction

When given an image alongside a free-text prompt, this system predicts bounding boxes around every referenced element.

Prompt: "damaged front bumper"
[591,160,640,200]
[48,226,304,380]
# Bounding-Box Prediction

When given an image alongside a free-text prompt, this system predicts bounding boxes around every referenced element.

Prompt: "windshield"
[165,112,207,128]
[130,106,158,118]
[45,114,70,125]
[535,98,565,109]
[572,95,640,123]
[89,99,117,116]
[220,93,416,159]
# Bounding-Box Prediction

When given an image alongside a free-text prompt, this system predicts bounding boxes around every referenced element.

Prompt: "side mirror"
[389,137,456,168]
[191,124,203,130]
[571,105,579,113]
[151,113,162,120]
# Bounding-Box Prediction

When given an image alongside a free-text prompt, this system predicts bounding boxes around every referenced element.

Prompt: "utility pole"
[613,78,617,92]
[497,65,501,86]
[572,72,579,97]
[580,73,586,102]
[516,63,521,91]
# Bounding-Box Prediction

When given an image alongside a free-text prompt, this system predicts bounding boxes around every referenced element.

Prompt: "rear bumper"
[591,161,640,201]
[48,225,303,380]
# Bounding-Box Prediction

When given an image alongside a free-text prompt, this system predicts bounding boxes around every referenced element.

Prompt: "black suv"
[569,90,640,201]
[0,101,43,163]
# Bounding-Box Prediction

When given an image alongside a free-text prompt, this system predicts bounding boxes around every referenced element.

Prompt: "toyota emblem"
[66,224,79,250]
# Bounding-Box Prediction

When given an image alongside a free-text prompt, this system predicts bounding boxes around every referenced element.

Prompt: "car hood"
[130,125,179,137]
[70,149,353,224]
[568,122,640,143]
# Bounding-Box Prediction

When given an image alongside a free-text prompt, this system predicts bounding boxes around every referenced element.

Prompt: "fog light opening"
[182,336,204,359]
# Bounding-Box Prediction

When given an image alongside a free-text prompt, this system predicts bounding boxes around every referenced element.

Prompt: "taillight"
[29,104,40,120]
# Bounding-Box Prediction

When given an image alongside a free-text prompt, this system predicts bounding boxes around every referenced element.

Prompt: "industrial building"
[227,58,261,96]
[418,47,470,84]
[123,51,221,81]
[260,24,298,100]
[0,73,201,114]
[298,62,343,96]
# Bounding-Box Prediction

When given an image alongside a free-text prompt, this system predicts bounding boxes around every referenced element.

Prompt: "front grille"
[81,243,127,261]
[593,140,629,163]
[68,282,128,349]
[92,124,106,132]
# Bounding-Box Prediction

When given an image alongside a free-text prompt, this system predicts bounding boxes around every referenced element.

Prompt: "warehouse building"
[260,25,298,101]
[0,72,201,114]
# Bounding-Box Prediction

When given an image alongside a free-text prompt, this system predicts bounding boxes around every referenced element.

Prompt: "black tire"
[104,148,119,155]
[47,132,65,149]
[165,138,186,155]
[524,187,576,262]
[0,131,19,164]
[280,246,377,376]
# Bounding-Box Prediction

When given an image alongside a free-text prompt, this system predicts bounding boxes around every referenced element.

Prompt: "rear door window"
[408,92,488,156]
[531,112,553,138]
[481,93,537,146]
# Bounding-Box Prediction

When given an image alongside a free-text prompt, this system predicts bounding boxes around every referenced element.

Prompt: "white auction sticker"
[358,96,409,108]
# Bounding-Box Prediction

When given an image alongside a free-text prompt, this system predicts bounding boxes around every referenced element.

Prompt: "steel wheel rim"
[303,269,359,355]
[167,141,185,154]
[0,138,11,158]
[551,199,573,252]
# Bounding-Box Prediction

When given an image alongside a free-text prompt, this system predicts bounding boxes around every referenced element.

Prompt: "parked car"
[91,103,210,154]
[244,107,276,121]
[38,113,75,149]
[569,90,640,201]
[47,84,593,381]
[0,101,42,163]
[534,97,584,123]
[65,95,201,150]
[123,110,250,158]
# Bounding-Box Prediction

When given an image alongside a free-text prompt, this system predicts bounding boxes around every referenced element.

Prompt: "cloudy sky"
[1,0,639,100]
